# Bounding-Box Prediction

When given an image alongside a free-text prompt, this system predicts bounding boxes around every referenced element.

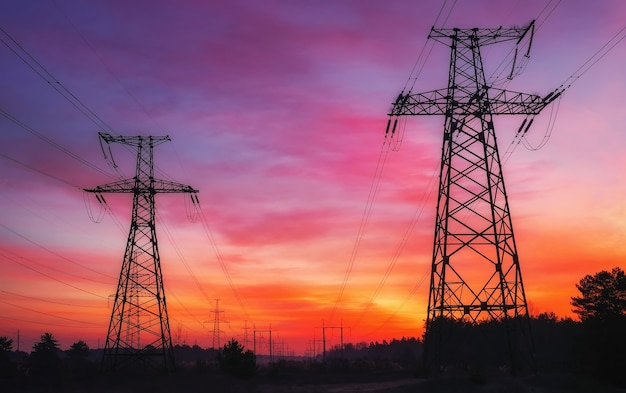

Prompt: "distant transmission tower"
[388,21,560,373]
[210,299,227,349]
[86,132,198,373]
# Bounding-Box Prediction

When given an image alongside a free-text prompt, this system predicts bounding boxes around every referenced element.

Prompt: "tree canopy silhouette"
[218,339,256,379]
[571,267,626,322]
[32,332,59,354]
[571,267,626,386]
[68,340,89,360]
[0,336,13,376]
[29,332,61,377]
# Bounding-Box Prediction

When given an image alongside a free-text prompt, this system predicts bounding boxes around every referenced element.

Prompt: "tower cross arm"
[84,178,198,194]
[151,178,198,194]
[487,88,561,115]
[99,132,171,147]
[389,88,561,116]
[428,20,535,47]
[388,89,449,116]
[84,179,136,193]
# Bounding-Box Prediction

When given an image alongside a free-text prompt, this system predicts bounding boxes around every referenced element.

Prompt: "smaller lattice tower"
[85,132,198,373]
[210,299,227,349]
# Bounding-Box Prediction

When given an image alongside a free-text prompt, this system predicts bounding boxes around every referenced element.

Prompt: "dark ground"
[4,370,626,393]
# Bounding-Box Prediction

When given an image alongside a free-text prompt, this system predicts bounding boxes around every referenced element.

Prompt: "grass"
[3,367,626,393]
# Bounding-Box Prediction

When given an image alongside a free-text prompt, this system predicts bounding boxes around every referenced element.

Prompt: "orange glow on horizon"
[1,0,625,356]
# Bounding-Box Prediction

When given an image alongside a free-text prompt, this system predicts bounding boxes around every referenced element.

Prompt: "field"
[4,371,626,393]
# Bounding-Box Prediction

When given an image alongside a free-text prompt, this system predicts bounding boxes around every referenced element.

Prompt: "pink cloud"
[0,0,624,353]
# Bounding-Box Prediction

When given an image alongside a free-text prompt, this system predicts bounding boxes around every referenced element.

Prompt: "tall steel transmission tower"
[85,132,198,373]
[388,22,560,373]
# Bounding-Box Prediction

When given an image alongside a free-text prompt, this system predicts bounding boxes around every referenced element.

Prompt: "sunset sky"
[0,0,624,355]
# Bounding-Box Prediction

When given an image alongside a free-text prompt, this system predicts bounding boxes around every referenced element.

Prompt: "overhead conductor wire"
[328,0,456,326]
[0,12,250,337]
[0,23,208,331]
[47,5,255,332]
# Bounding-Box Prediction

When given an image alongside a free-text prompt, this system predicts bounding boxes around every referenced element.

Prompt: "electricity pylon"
[85,132,198,373]
[387,21,560,374]
[210,299,227,349]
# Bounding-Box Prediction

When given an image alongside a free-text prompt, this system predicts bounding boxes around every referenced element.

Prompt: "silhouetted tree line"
[412,267,626,387]
[0,335,224,381]
[218,339,256,378]
[322,337,422,374]
[570,267,626,386]
[1,267,624,387]
[0,333,99,382]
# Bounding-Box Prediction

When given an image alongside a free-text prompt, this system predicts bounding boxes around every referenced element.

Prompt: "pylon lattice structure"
[85,132,198,373]
[388,22,560,373]
[210,298,227,349]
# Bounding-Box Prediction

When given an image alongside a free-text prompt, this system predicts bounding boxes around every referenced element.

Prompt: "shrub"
[218,339,256,379]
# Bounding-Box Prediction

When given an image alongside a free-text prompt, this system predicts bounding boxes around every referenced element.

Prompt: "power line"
[0,249,107,299]
[558,26,625,91]
[197,204,253,325]
[521,95,562,151]
[0,107,117,180]
[0,151,81,189]
[331,0,458,326]
[327,137,390,324]
[167,288,205,329]
[52,0,168,136]
[405,0,457,92]
[488,0,562,87]
[359,268,430,338]
[0,315,102,329]
[156,209,216,304]
[0,22,174,185]
[0,25,116,134]
[50,0,190,188]
[0,223,114,280]
[501,25,625,162]
[0,289,99,309]
[0,244,110,288]
[535,0,562,31]
[353,168,439,328]
[0,298,100,327]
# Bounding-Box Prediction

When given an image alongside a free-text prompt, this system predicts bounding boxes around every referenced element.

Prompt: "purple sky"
[0,0,625,353]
